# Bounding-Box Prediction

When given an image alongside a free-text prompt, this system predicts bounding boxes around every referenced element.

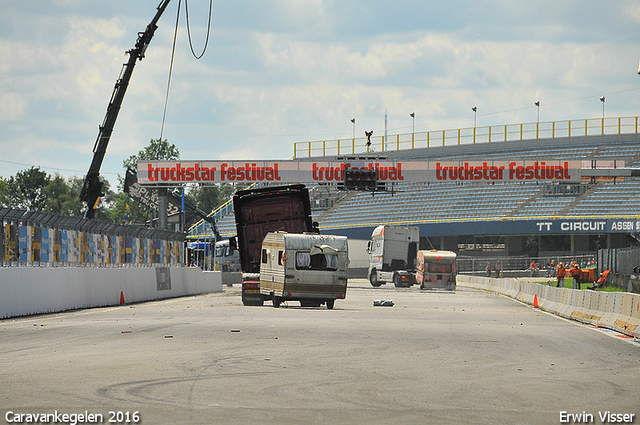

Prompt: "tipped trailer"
[230,184,317,306]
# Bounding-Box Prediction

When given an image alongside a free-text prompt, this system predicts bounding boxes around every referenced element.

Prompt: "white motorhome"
[416,250,457,290]
[260,232,348,309]
[367,225,419,287]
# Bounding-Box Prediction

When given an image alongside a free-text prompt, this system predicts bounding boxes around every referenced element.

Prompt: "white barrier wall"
[457,275,640,339]
[0,267,222,319]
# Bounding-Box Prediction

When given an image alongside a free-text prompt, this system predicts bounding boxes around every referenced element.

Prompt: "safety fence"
[293,115,640,158]
[1,208,185,268]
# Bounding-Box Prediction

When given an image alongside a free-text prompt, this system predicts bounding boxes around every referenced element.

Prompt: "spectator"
[494,260,501,278]
[550,259,557,277]
[588,269,611,291]
[556,262,566,288]
[485,262,492,277]
[529,261,538,277]
[568,264,582,289]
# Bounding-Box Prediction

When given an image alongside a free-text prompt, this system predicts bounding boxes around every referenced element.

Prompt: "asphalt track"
[1,279,639,425]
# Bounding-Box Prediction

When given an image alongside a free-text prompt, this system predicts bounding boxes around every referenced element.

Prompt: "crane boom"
[80,0,172,219]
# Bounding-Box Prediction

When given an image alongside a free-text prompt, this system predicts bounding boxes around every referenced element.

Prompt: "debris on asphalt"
[373,299,394,307]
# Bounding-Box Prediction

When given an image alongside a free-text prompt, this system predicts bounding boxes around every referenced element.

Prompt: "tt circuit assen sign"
[137,160,582,185]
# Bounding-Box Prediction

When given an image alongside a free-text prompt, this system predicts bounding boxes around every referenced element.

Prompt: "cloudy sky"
[2,0,640,188]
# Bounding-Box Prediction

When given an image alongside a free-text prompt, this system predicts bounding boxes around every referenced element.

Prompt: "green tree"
[0,177,8,207]
[186,184,237,215]
[5,167,50,210]
[43,175,84,216]
[122,138,180,173]
[116,138,180,224]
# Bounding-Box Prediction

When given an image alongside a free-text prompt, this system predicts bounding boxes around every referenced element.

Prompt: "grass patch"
[535,278,625,292]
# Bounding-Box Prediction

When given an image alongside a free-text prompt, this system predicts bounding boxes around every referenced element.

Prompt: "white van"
[260,232,349,309]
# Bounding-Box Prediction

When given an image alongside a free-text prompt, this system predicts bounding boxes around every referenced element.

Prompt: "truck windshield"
[428,263,453,273]
[295,251,338,271]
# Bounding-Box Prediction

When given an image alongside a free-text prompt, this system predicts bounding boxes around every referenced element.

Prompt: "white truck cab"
[366,225,419,287]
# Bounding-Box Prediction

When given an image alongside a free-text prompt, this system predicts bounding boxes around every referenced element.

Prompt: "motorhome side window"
[261,248,268,264]
[295,251,339,271]
[278,251,285,266]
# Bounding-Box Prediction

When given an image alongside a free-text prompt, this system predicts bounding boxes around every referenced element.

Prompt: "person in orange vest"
[588,269,611,291]
[568,264,582,289]
[529,261,538,277]
[556,262,566,288]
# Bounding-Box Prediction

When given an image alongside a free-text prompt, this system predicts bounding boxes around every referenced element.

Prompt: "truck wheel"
[370,270,382,287]
[393,273,400,287]
[273,296,281,308]
[326,299,335,309]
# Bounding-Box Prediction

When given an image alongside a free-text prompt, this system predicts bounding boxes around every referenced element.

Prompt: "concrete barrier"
[0,266,222,319]
[457,274,640,339]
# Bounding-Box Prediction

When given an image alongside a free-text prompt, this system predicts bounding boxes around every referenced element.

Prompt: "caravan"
[260,232,348,309]
[415,250,457,290]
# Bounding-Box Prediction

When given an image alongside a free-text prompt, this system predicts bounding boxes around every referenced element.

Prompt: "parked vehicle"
[230,184,316,306]
[366,225,419,287]
[416,250,457,290]
[214,239,240,272]
[260,232,348,309]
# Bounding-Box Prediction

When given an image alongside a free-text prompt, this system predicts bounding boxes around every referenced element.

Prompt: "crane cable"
[160,0,213,140]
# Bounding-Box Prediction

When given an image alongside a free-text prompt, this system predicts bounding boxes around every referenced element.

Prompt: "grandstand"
[192,127,640,257]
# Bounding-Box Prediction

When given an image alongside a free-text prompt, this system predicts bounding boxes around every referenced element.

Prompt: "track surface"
[1,280,638,424]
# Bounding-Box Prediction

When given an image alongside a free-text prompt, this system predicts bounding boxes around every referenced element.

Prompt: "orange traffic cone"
[120,291,126,305]
[533,294,539,308]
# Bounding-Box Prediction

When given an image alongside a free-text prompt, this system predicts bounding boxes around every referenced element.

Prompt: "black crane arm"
[80,0,172,219]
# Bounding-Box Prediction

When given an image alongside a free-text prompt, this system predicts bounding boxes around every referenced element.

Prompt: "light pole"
[410,112,415,147]
[472,106,477,143]
[350,117,356,140]
[600,96,605,134]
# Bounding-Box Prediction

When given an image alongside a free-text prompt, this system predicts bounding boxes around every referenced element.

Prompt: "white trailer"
[416,250,457,290]
[260,232,349,309]
[366,225,419,287]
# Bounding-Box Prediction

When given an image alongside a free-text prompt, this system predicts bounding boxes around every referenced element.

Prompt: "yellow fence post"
[308,141,312,157]
[520,123,523,140]
[442,130,445,147]
[322,141,326,156]
[504,125,507,142]
[584,119,587,136]
[536,122,539,139]
[552,121,555,138]
[293,142,298,159]
[488,126,492,143]
[337,140,341,155]
[618,117,621,134]
[602,117,605,135]
[352,138,355,154]
[458,128,461,145]
[427,131,430,148]
[411,132,415,150]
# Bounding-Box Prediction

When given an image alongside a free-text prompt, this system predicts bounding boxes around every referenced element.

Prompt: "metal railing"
[1,207,185,268]
[293,116,640,158]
